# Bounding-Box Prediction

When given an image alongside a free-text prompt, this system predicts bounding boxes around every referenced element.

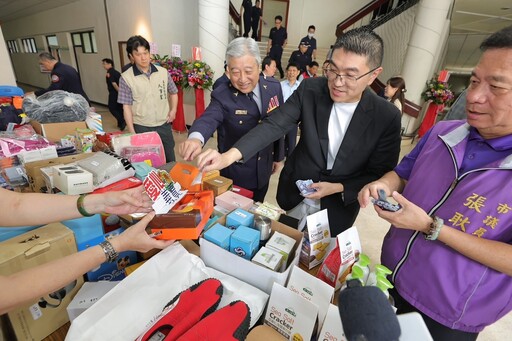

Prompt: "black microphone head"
[338,283,401,341]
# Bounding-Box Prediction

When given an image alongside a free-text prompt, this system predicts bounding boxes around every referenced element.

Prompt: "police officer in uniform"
[241,0,253,38]
[34,52,90,103]
[179,37,284,202]
[266,15,287,79]
[288,42,312,75]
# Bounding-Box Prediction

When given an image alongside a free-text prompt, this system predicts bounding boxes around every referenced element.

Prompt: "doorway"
[261,0,289,41]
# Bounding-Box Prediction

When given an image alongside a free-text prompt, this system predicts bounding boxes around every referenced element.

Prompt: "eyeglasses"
[325,66,379,85]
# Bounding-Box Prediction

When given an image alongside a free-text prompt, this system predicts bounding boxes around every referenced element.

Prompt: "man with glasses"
[194,28,401,235]
[178,37,284,203]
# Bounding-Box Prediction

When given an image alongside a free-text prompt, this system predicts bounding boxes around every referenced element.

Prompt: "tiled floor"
[95,104,512,339]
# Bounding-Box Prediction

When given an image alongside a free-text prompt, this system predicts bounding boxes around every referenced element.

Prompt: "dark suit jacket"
[233,77,402,235]
[189,75,284,190]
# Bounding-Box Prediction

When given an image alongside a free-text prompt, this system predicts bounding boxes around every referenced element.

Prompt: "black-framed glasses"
[325,66,379,85]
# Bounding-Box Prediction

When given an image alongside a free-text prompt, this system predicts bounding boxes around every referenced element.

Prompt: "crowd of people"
[15,2,512,338]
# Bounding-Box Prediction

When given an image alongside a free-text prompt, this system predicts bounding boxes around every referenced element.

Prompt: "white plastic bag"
[66,243,268,340]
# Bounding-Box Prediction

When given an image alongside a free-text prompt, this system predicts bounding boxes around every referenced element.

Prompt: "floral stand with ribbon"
[184,60,214,120]
[418,75,454,138]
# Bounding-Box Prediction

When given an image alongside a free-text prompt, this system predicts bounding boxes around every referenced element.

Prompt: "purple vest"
[382,120,512,332]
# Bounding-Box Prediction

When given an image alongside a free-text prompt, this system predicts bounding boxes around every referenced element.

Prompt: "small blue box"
[204,223,233,250]
[61,214,105,250]
[226,208,254,230]
[230,225,260,260]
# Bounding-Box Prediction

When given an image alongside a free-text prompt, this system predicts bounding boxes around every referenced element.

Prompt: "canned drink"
[254,215,271,241]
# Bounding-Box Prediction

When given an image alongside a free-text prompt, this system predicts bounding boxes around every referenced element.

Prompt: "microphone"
[338,280,401,341]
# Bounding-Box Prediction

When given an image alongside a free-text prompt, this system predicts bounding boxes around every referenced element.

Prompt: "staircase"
[256,41,331,77]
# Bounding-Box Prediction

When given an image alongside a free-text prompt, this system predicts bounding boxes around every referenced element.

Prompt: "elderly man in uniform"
[179,37,284,202]
[30,52,89,103]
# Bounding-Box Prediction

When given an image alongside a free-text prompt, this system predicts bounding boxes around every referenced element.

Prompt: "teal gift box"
[230,225,259,260]
[203,223,233,250]
[226,208,254,230]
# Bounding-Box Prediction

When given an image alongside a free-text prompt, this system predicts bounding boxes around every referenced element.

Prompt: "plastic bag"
[23,90,89,123]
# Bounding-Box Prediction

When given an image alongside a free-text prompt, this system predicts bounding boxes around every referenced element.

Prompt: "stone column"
[401,0,453,134]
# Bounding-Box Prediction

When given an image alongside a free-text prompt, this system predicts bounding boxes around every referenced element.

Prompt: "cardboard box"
[17,146,58,164]
[0,223,84,341]
[24,153,94,193]
[215,190,254,211]
[202,175,233,196]
[66,281,119,322]
[30,120,87,142]
[53,164,94,195]
[199,215,303,294]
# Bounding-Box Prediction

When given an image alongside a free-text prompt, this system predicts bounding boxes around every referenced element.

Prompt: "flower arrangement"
[152,55,188,87]
[421,76,454,105]
[183,60,214,91]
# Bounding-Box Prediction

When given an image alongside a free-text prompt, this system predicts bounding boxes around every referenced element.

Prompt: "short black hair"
[480,25,512,51]
[332,27,383,69]
[102,58,114,66]
[308,25,316,31]
[126,35,150,57]
[275,15,283,22]
[286,62,299,70]
[308,61,319,68]
[262,56,275,71]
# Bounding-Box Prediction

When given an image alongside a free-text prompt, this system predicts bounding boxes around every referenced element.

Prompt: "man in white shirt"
[281,62,301,156]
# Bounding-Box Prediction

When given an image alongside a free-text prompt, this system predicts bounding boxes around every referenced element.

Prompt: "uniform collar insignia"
[263,85,267,89]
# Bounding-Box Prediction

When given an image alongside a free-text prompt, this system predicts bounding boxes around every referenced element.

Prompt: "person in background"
[213,61,230,90]
[179,37,284,203]
[384,76,406,114]
[241,0,253,38]
[102,58,126,130]
[301,61,319,80]
[358,25,512,340]
[261,56,277,78]
[28,52,89,103]
[118,35,178,162]
[280,62,301,157]
[288,42,311,75]
[195,28,401,236]
[299,25,317,61]
[0,186,173,314]
[251,0,263,41]
[267,15,287,79]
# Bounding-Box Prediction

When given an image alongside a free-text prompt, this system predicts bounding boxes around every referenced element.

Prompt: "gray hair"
[333,27,383,69]
[39,52,56,61]
[225,37,261,66]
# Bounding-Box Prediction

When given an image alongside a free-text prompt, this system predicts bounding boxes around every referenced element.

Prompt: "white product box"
[252,246,283,271]
[67,281,120,322]
[200,215,303,294]
[266,231,297,271]
[53,164,93,195]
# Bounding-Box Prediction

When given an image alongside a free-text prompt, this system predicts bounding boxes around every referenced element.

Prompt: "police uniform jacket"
[35,62,89,102]
[189,75,285,190]
[288,50,312,74]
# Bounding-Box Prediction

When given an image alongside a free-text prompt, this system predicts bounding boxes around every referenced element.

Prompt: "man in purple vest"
[359,25,512,340]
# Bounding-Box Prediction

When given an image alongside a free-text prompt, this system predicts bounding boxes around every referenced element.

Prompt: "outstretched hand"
[112,212,175,253]
[196,148,242,172]
[102,186,153,215]
[178,139,203,161]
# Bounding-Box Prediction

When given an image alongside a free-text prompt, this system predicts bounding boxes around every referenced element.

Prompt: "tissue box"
[226,208,254,230]
[215,190,253,211]
[252,246,283,271]
[266,231,297,271]
[202,175,233,197]
[230,225,260,260]
[53,164,94,195]
[203,223,233,250]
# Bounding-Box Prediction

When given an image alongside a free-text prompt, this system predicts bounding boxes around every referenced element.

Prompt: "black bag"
[0,105,22,131]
